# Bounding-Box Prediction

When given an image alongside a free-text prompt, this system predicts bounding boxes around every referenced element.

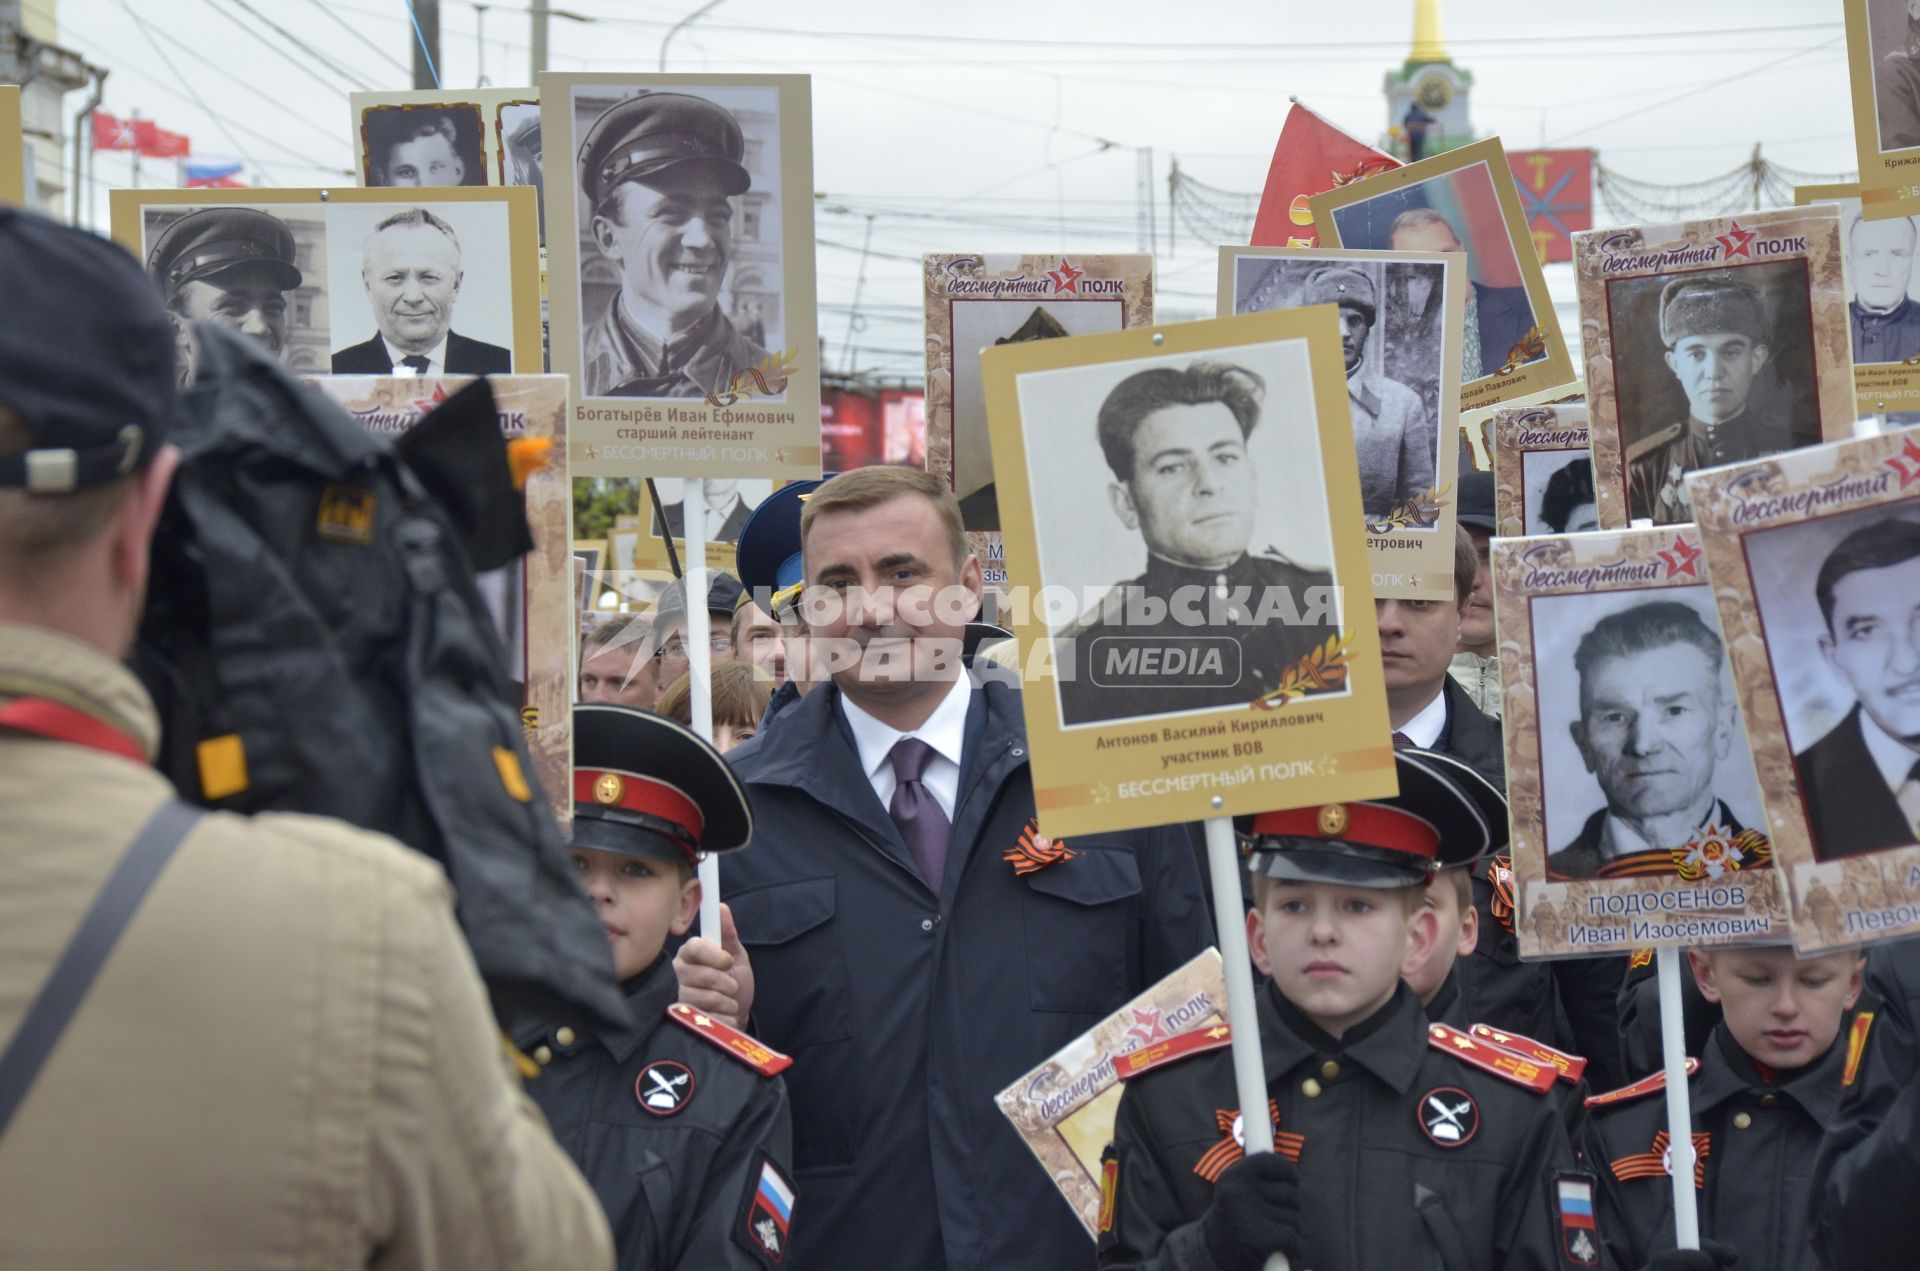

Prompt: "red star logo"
[1657,534,1703,579]
[410,382,451,415]
[1887,435,1920,489]
[1715,221,1757,260]
[1048,257,1084,294]
[1126,1007,1164,1048]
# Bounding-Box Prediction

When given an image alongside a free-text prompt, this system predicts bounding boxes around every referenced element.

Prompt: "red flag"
[1250,105,1401,248]
[1505,149,1593,265]
[133,120,191,159]
[90,111,139,152]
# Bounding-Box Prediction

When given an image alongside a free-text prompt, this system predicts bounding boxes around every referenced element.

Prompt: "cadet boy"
[1405,862,1478,1023]
[1590,944,1866,1271]
[1097,749,1607,1270]
[519,704,794,1270]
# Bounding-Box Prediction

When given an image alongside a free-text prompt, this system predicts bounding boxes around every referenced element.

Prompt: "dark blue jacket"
[718,674,1213,1271]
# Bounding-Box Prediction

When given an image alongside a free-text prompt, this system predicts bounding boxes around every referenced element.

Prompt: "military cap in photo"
[736,478,825,616]
[1456,469,1496,533]
[579,91,750,209]
[1240,749,1508,888]
[145,206,304,297]
[1300,265,1377,326]
[1658,273,1766,349]
[0,209,175,493]
[507,111,541,157]
[572,703,752,864]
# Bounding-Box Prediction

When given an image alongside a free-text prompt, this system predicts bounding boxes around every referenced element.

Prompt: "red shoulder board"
[666,1003,793,1077]
[1115,1023,1232,1081]
[1470,1023,1588,1085]
[1426,1023,1556,1093]
[1843,1011,1875,1088]
[1583,1059,1700,1109]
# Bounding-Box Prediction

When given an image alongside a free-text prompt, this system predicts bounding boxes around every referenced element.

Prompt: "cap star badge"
[1417,1086,1478,1147]
[636,1059,696,1116]
[594,772,626,805]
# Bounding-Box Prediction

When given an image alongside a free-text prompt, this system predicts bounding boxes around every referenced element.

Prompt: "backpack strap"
[0,800,202,1142]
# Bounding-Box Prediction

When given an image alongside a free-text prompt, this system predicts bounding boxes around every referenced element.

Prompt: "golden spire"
[1411,0,1447,62]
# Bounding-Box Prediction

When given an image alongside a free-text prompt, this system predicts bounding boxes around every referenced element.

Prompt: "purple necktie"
[889,737,950,889]
[1392,731,1413,750]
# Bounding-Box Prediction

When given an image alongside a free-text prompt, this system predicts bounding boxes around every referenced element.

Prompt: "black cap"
[651,569,747,655]
[579,91,750,209]
[0,209,176,493]
[1240,749,1508,889]
[146,206,303,296]
[1456,470,1496,533]
[571,703,752,863]
[736,479,824,616]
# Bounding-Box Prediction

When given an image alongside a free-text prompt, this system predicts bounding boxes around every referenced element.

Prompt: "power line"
[200,0,378,96]
[304,0,413,79]
[122,2,280,185]
[1545,38,1843,145]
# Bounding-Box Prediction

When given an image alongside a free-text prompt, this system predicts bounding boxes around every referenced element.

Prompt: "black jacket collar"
[1261,981,1427,1096]
[1692,1019,1846,1131]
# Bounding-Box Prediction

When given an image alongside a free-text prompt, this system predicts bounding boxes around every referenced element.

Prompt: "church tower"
[1383,0,1475,161]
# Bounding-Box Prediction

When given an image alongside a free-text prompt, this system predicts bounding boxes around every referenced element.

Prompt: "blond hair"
[657,658,774,731]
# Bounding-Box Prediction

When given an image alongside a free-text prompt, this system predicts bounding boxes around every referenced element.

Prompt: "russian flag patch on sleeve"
[1552,1172,1601,1269]
[736,1151,795,1266]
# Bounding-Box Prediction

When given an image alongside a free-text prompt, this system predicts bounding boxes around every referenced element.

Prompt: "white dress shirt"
[1861,706,1920,800]
[1397,687,1449,750]
[383,335,447,375]
[840,671,972,820]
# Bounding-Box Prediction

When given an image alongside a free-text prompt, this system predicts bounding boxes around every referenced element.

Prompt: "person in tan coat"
[0,207,612,1269]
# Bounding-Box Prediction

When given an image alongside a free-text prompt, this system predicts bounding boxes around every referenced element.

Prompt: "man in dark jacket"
[675,466,1213,1271]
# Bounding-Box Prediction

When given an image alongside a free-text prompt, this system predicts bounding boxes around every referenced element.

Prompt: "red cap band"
[1250,803,1440,860]
[574,768,705,845]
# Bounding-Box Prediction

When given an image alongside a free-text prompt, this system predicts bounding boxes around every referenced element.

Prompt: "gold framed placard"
[1309,137,1575,412]
[350,87,546,242]
[307,374,574,820]
[1798,181,1920,415]
[540,71,820,482]
[0,86,23,206]
[108,186,542,379]
[1462,381,1583,479]
[1845,0,1920,218]
[1572,207,1853,528]
[1494,525,1785,958]
[925,252,1154,601]
[1491,403,1598,538]
[983,308,1393,838]
[996,949,1226,1237]
[1218,245,1466,600]
[1688,430,1920,953]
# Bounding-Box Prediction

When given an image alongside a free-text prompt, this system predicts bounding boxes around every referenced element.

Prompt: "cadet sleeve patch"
[636,1059,696,1116]
[1417,1087,1479,1148]
[734,1150,794,1267]
[1551,1172,1602,1269]
[1096,1145,1120,1237]
[1114,1023,1232,1081]
[1844,1011,1875,1087]
[1628,948,1654,971]
[1470,1023,1587,1084]
[1427,1023,1556,1093]
[1582,1059,1699,1109]
[666,1002,794,1077]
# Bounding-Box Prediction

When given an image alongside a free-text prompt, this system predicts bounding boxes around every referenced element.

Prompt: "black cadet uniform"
[1099,750,1610,1271]
[520,705,795,1270]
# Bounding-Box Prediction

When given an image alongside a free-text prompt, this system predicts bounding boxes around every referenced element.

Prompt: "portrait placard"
[1798,181,1920,414]
[924,253,1153,599]
[1494,525,1785,958]
[1491,403,1600,537]
[351,88,548,242]
[1219,245,1466,600]
[1463,382,1583,482]
[0,86,22,206]
[1308,137,1575,412]
[1844,0,1920,216]
[572,474,775,576]
[1689,431,1920,952]
[982,309,1393,838]
[1573,207,1852,527]
[995,950,1226,1237]
[540,71,820,482]
[108,186,542,378]
[307,374,574,819]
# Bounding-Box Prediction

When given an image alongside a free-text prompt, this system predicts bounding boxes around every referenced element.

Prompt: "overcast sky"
[46,0,1857,378]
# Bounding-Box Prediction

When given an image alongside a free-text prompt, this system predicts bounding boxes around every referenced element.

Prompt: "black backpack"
[134,324,625,1034]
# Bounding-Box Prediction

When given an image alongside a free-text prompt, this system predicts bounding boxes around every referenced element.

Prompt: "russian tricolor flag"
[1557,1177,1595,1229]
[185,160,247,189]
[755,1161,794,1233]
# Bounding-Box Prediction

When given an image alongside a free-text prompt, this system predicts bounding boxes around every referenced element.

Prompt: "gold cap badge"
[594,773,626,805]
[1316,804,1349,837]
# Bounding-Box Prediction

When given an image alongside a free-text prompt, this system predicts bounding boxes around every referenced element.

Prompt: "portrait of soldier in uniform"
[576,91,772,399]
[1847,209,1920,363]
[362,105,485,188]
[499,103,546,238]
[1548,600,1756,880]
[1052,358,1341,727]
[956,306,1070,532]
[331,208,512,375]
[1873,0,1920,153]
[145,205,306,378]
[1619,269,1820,525]
[1387,207,1533,382]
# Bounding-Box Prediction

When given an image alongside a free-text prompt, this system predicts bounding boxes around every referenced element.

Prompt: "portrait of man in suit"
[362,105,485,188]
[331,207,511,375]
[1795,517,1920,859]
[651,478,768,544]
[1388,207,1533,381]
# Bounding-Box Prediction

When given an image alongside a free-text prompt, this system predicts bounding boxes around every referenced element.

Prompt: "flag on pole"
[133,120,191,159]
[186,160,248,189]
[1251,104,1401,248]
[91,111,139,152]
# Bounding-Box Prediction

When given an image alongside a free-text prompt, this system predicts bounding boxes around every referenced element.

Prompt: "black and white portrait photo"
[571,83,784,400]
[1018,345,1344,728]
[361,103,487,188]
[323,203,516,375]
[1524,452,1598,535]
[951,298,1124,532]
[1746,505,1920,861]
[649,477,772,544]
[142,204,330,375]
[1532,590,1766,880]
[1869,0,1920,154]
[498,101,546,238]
[1231,255,1446,518]
[1837,198,1920,364]
[1608,265,1823,525]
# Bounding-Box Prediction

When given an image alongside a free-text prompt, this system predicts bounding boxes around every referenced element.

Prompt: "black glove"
[1202,1152,1301,1271]
[1641,1241,1738,1270]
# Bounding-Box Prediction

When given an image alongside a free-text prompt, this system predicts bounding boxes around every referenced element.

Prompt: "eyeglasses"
[657,635,734,660]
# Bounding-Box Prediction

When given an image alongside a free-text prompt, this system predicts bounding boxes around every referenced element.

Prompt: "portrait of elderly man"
[1300,265,1434,516]
[1056,359,1340,726]
[1387,206,1533,380]
[364,106,482,187]
[146,206,303,375]
[331,208,511,374]
[1627,272,1803,525]
[578,92,769,398]
[1549,600,1754,880]
[1795,517,1920,860]
[1849,212,1920,363]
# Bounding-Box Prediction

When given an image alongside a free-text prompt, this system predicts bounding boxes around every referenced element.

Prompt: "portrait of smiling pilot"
[330,207,511,374]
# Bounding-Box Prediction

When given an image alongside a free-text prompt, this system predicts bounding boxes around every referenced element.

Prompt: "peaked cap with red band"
[572,703,752,864]
[1238,749,1508,888]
